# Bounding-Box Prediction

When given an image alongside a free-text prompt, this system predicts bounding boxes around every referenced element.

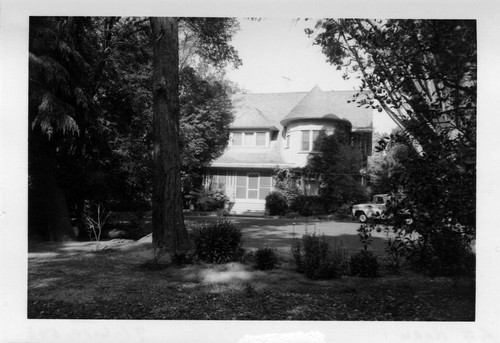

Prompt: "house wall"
[206,168,275,215]
[282,121,348,167]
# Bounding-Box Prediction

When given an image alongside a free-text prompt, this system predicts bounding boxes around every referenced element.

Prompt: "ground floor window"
[206,170,275,201]
[303,177,320,196]
[208,171,227,192]
[235,171,273,200]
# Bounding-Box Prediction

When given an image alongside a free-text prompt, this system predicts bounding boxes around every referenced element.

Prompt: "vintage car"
[351,194,391,223]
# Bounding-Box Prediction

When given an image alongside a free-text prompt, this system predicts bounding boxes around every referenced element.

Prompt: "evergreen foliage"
[305,132,368,211]
[28,17,241,241]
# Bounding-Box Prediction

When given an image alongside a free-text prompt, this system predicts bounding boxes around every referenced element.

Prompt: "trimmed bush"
[292,232,348,279]
[196,189,229,212]
[350,250,380,278]
[265,191,288,215]
[253,247,281,270]
[192,220,243,263]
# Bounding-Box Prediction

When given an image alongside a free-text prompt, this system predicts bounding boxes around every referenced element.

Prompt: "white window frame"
[301,130,310,151]
[235,172,273,200]
[301,130,325,152]
[247,172,260,199]
[231,131,269,147]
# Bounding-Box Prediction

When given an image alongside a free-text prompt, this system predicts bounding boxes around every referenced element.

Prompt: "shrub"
[333,204,353,220]
[171,251,196,265]
[195,189,229,212]
[292,232,348,279]
[350,223,380,277]
[253,247,281,270]
[383,229,414,273]
[273,168,302,206]
[265,191,288,215]
[192,220,243,263]
[284,211,300,218]
[350,250,380,277]
[407,230,475,277]
[290,196,325,216]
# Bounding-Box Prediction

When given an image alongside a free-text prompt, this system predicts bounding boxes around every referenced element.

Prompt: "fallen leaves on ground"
[28,241,475,321]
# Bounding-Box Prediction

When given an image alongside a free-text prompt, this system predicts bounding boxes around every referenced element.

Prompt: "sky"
[225,18,398,134]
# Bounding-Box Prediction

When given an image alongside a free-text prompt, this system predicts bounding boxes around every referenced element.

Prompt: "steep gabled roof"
[231,91,305,129]
[280,85,349,126]
[211,87,373,168]
[230,87,373,131]
[230,104,278,131]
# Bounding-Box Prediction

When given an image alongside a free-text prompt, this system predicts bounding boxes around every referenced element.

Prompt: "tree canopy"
[28,17,241,243]
[308,19,476,275]
[305,131,367,208]
[308,19,476,153]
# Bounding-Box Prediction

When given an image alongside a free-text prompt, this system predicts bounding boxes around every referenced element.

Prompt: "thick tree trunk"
[31,131,74,241]
[150,17,190,254]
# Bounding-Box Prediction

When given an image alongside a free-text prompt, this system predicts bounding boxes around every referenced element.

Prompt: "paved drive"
[188,216,392,257]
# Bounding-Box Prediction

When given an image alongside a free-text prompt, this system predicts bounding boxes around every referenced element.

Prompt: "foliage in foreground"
[28,276,475,320]
[308,19,476,277]
[28,17,241,242]
[292,232,349,280]
[253,247,281,270]
[350,250,380,278]
[191,220,243,263]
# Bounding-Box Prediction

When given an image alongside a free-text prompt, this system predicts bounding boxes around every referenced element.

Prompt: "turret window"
[301,130,325,152]
[312,130,322,150]
[301,130,310,151]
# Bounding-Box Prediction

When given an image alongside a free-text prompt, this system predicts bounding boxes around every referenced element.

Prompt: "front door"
[247,172,259,199]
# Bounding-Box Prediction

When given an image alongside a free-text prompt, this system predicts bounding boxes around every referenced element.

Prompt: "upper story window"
[312,130,322,151]
[301,130,325,152]
[256,132,266,146]
[232,131,268,147]
[301,130,310,151]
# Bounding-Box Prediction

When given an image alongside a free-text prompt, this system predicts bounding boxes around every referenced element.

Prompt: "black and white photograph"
[1,1,499,342]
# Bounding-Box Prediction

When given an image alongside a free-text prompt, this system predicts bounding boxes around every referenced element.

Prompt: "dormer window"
[256,132,266,146]
[231,131,268,147]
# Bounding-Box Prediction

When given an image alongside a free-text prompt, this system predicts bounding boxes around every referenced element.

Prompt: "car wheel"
[358,213,367,223]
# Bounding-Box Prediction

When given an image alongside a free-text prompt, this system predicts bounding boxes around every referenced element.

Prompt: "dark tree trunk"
[150,17,190,254]
[30,130,74,241]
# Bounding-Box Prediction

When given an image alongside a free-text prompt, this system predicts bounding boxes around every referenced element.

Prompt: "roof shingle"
[231,87,372,131]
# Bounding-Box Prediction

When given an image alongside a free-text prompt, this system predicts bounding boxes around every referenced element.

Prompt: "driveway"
[187,216,392,257]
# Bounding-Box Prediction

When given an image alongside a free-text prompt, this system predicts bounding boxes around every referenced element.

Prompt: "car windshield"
[373,196,385,204]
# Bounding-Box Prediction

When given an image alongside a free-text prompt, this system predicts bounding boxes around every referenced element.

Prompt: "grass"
[28,217,475,320]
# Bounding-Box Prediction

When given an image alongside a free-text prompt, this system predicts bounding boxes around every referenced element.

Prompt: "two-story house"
[204,85,373,215]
